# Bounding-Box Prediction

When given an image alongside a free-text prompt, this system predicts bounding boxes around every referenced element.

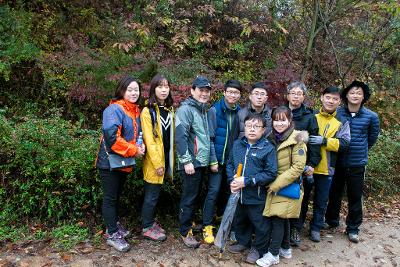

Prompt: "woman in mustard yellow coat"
[257,106,308,267]
[140,74,174,241]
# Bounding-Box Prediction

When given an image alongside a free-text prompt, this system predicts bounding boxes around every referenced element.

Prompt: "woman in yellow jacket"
[257,106,308,267]
[141,74,174,241]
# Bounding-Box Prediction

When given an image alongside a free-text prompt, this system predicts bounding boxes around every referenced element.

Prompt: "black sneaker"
[290,228,301,247]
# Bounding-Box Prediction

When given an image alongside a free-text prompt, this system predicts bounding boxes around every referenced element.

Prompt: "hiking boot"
[290,228,301,246]
[202,225,215,244]
[245,247,260,264]
[106,231,130,252]
[279,247,292,259]
[348,233,359,243]
[143,225,167,241]
[153,222,165,234]
[117,222,130,238]
[256,252,280,267]
[310,230,321,242]
[181,229,200,248]
[227,243,247,254]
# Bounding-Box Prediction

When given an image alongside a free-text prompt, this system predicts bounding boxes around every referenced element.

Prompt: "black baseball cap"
[192,76,212,89]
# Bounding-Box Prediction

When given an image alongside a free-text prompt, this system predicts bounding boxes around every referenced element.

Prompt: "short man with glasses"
[285,81,322,246]
[325,81,380,243]
[203,80,242,244]
[227,113,277,264]
[238,82,272,138]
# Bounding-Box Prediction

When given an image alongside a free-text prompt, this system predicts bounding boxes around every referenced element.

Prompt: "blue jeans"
[179,167,207,236]
[300,174,332,232]
[203,168,224,226]
[141,182,162,229]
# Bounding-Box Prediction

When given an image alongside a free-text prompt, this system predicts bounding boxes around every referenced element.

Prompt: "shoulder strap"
[150,107,158,138]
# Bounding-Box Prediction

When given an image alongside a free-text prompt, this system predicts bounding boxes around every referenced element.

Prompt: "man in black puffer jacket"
[285,81,322,246]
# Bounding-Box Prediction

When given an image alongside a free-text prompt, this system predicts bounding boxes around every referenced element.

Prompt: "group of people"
[95,74,380,266]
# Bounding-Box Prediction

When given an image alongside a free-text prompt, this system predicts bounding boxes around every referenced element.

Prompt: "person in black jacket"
[285,81,322,246]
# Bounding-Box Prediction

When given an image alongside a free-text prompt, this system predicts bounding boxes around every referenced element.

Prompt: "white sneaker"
[256,252,280,267]
[279,247,292,259]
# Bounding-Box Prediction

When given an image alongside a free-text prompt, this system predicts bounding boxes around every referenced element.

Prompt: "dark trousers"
[141,182,162,229]
[179,167,207,236]
[326,166,365,234]
[299,174,332,232]
[235,202,270,256]
[99,169,128,234]
[267,217,290,256]
[217,168,230,217]
[203,167,228,226]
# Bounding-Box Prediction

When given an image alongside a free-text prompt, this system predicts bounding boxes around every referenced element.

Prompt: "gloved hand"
[309,135,327,145]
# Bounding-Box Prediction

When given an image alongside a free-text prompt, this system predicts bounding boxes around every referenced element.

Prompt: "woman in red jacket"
[96,75,145,252]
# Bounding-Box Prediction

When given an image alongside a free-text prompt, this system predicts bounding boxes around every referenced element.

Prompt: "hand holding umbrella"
[214,163,243,257]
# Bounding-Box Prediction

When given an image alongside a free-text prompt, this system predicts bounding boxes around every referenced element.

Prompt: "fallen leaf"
[61,253,72,261]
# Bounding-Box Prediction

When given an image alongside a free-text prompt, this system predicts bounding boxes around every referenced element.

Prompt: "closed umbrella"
[214,163,243,256]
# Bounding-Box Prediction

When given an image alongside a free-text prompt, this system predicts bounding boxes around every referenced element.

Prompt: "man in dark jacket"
[227,113,277,264]
[285,81,322,246]
[237,82,272,138]
[203,79,242,244]
[325,80,380,243]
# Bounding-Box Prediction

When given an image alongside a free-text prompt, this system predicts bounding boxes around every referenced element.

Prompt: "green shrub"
[0,109,178,226]
[159,59,209,85]
[0,110,101,222]
[0,5,40,80]
[365,126,400,195]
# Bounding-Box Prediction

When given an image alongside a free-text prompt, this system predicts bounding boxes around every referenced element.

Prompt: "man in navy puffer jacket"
[325,80,380,243]
[203,79,241,244]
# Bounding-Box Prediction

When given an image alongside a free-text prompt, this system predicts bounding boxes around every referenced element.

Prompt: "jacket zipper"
[240,144,251,204]
[221,113,231,165]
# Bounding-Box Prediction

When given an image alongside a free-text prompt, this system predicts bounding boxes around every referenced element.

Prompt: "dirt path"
[1,213,399,267]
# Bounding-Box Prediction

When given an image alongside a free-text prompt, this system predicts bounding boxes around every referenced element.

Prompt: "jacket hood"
[181,96,209,112]
[341,80,371,105]
[240,135,269,148]
[110,99,140,113]
[221,97,240,111]
[318,108,337,118]
[246,102,271,116]
[294,130,309,144]
[291,104,313,119]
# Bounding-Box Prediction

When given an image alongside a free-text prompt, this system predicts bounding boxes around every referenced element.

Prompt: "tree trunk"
[301,0,319,80]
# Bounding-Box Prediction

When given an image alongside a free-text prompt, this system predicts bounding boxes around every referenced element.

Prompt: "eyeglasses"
[289,92,304,96]
[225,91,241,96]
[252,92,267,97]
[245,124,264,130]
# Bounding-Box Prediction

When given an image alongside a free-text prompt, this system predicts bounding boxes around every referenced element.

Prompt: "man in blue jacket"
[325,80,380,243]
[203,79,242,244]
[227,113,277,264]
